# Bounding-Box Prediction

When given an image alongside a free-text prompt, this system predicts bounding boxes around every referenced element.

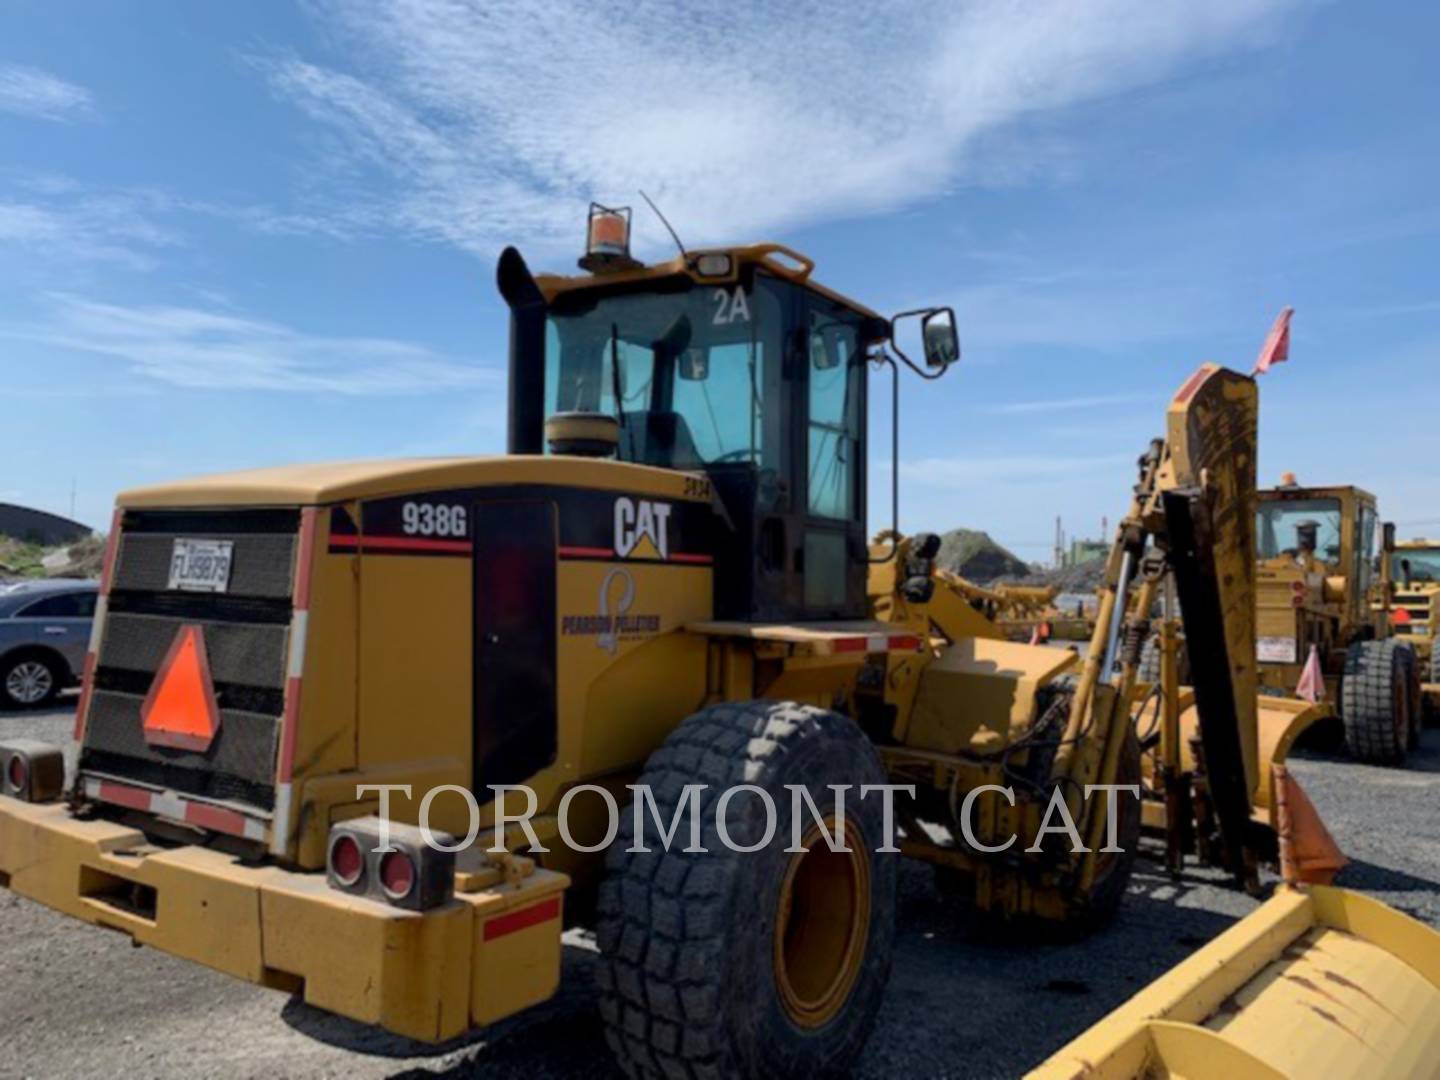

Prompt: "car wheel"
[3,653,61,709]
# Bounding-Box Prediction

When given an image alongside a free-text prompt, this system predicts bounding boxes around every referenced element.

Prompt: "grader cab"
[0,208,1435,1078]
[1256,481,1424,762]
[1390,538,1440,714]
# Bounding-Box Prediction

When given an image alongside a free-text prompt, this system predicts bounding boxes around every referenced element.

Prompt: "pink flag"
[1253,306,1294,375]
[1295,644,1324,703]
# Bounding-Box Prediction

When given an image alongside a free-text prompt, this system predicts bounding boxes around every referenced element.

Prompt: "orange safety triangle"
[1273,764,1348,886]
[141,624,221,752]
[1295,644,1325,704]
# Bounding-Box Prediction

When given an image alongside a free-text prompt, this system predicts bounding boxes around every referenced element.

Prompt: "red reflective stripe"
[277,675,303,782]
[184,800,250,838]
[557,546,712,564]
[1173,367,1210,405]
[835,635,920,654]
[73,652,96,741]
[332,534,471,554]
[558,545,614,559]
[483,896,561,941]
[97,781,152,812]
[293,507,318,608]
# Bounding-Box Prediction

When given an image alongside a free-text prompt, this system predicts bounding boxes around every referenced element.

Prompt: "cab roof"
[1259,484,1376,504]
[532,242,884,322]
[115,455,703,508]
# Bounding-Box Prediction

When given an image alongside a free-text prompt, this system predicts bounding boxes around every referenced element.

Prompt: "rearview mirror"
[888,306,961,376]
[921,308,959,369]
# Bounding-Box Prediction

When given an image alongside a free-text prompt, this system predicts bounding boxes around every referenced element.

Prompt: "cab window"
[806,309,862,521]
[543,276,785,473]
[1357,505,1377,596]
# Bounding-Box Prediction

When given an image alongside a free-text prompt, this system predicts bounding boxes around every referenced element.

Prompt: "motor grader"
[0,208,1434,1079]
[1389,537,1440,716]
[1255,480,1424,762]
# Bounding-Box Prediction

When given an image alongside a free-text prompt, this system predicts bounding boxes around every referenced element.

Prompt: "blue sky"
[2,0,1438,561]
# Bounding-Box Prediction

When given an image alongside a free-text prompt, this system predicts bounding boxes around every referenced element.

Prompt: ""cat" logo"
[614,497,672,561]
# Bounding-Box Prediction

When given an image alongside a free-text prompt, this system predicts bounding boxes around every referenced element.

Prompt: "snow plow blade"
[1028,885,1440,1079]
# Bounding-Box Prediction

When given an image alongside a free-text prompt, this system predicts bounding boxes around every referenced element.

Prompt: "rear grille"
[79,508,300,816]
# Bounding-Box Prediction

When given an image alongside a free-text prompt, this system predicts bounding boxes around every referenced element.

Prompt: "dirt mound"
[0,532,104,581]
[933,528,1031,582]
[1001,556,1106,593]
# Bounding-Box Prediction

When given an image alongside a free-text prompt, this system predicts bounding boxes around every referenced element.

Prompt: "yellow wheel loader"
[0,207,1434,1077]
[1255,481,1424,763]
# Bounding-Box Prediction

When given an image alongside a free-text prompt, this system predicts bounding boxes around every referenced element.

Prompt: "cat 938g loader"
[1,206,1435,1079]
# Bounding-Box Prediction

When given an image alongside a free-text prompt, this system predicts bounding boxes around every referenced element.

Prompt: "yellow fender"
[1029,885,1440,1079]
[1164,695,1329,823]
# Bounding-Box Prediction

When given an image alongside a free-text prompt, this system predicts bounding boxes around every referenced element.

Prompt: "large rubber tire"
[595,701,897,1080]
[1342,640,1412,764]
[1398,646,1423,750]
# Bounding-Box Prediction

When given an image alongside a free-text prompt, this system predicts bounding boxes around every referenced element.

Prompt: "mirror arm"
[888,308,952,381]
[868,353,901,564]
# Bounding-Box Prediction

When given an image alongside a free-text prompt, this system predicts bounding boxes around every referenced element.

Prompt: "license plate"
[1257,636,1298,664]
[168,538,234,593]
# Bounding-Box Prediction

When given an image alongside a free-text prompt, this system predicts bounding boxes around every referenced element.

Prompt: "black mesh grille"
[82,507,299,816]
[100,612,288,690]
[122,508,301,535]
[84,691,281,794]
[113,533,295,598]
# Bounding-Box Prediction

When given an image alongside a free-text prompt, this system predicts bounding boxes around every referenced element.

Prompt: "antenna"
[639,190,687,261]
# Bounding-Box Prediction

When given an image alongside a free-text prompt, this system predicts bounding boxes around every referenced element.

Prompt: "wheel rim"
[6,661,53,704]
[774,816,869,1030]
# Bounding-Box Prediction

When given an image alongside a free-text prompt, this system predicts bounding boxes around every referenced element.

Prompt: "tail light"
[0,740,64,803]
[327,833,365,888]
[379,851,416,900]
[326,816,454,911]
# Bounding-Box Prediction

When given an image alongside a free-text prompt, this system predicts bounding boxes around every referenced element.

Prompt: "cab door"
[798,296,867,619]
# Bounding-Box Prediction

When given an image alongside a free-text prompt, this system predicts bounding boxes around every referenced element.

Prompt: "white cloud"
[0,65,94,121]
[0,194,181,269]
[261,0,1297,257]
[986,392,1152,415]
[6,294,496,395]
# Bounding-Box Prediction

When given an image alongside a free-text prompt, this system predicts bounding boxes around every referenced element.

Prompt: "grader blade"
[1029,886,1440,1080]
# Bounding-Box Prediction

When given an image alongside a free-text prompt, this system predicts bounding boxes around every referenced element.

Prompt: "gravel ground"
[2,701,1436,1079]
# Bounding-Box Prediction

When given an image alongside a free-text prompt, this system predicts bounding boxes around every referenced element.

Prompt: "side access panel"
[473,499,559,790]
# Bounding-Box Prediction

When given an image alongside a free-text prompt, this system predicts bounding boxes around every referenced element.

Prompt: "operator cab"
[499,204,958,624]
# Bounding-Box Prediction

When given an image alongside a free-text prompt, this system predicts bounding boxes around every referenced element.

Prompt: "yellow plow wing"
[1029,886,1440,1080]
